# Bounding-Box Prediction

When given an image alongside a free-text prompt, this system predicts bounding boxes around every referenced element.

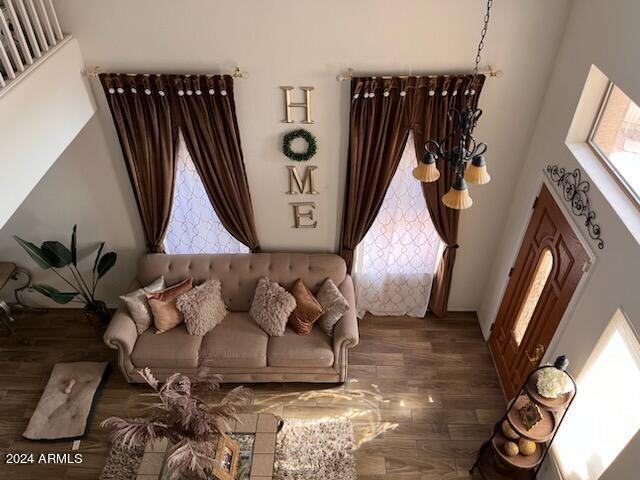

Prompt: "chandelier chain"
[473,0,493,79]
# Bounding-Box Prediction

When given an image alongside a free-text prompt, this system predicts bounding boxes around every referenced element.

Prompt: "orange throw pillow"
[147,277,193,334]
[288,278,325,335]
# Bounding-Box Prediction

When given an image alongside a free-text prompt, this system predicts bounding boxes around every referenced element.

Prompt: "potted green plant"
[14,225,117,327]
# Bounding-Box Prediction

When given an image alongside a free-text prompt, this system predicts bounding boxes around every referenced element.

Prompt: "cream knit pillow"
[316,278,350,336]
[120,276,165,334]
[249,277,296,336]
[176,279,227,336]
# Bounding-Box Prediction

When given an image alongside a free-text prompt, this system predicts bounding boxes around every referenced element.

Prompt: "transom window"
[590,82,640,205]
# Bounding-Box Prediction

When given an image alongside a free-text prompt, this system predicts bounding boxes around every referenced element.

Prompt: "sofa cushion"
[148,277,193,333]
[249,277,296,337]
[120,275,165,334]
[316,278,350,336]
[288,278,324,335]
[177,279,227,336]
[136,253,347,311]
[200,312,268,367]
[268,326,334,367]
[131,324,202,368]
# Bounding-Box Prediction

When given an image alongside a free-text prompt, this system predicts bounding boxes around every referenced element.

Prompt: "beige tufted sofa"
[104,253,359,384]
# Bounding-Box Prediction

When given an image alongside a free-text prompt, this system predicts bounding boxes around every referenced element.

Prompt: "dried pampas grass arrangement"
[101,358,251,479]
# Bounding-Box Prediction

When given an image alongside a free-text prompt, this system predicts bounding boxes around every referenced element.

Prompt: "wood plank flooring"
[0,309,505,479]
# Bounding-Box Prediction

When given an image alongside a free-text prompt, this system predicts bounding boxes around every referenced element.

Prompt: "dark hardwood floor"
[0,309,505,479]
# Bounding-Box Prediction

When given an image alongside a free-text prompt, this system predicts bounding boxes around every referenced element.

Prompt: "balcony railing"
[0,0,67,95]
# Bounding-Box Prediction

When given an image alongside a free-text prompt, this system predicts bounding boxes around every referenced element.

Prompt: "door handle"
[526,344,544,365]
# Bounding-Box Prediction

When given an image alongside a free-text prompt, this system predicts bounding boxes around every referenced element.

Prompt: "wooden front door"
[489,184,589,399]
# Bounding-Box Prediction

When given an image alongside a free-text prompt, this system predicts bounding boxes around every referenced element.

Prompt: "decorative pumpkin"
[504,441,519,457]
[501,420,520,440]
[518,438,537,456]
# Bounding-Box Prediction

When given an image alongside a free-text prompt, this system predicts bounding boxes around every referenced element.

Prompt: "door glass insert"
[512,248,554,346]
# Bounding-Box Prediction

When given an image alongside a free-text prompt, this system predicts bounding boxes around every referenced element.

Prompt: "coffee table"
[136,413,281,480]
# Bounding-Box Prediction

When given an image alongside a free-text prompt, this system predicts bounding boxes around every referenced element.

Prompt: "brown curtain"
[171,75,260,252]
[411,75,485,317]
[339,77,413,271]
[99,74,178,253]
[339,74,485,316]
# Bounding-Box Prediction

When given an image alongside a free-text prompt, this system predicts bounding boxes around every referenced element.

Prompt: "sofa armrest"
[333,275,359,367]
[103,306,138,355]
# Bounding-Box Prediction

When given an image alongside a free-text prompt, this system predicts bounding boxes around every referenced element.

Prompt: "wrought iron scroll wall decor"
[546,165,604,249]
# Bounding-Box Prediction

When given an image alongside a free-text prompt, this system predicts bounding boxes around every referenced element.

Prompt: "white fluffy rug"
[273,417,357,480]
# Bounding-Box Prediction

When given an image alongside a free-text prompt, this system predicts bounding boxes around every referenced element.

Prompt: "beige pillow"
[249,277,296,336]
[288,279,324,335]
[147,278,193,334]
[316,278,350,336]
[120,276,165,334]
[177,279,227,336]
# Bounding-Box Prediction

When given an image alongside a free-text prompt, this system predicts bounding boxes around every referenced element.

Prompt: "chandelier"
[412,0,493,210]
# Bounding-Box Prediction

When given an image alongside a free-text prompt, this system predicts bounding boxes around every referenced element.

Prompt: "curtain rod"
[335,65,503,82]
[83,66,249,79]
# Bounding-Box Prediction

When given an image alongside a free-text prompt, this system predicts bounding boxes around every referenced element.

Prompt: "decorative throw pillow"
[288,278,325,335]
[176,279,227,336]
[147,277,193,334]
[316,278,350,336]
[249,277,296,336]
[120,276,166,334]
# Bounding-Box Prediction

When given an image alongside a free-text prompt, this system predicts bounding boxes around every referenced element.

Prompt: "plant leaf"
[71,225,77,266]
[13,236,51,269]
[93,242,105,276]
[41,241,73,268]
[97,251,117,279]
[31,283,78,304]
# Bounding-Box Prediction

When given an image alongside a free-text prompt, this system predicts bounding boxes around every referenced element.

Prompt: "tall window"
[555,309,640,479]
[354,133,443,318]
[590,83,640,205]
[164,133,249,254]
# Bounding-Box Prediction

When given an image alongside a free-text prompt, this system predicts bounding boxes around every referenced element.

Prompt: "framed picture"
[213,435,239,480]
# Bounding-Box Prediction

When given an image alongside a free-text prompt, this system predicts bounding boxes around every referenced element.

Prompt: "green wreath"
[282,129,317,162]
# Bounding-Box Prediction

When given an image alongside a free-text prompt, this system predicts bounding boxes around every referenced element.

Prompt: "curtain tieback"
[449,244,460,249]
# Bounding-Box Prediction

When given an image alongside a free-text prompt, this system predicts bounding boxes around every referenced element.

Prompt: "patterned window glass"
[354,132,443,318]
[164,133,249,254]
[512,248,553,345]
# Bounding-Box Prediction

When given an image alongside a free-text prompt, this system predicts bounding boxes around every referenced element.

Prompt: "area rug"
[273,417,357,480]
[23,361,110,440]
[100,417,356,480]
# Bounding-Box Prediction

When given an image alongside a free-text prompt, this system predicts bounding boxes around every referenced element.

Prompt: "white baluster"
[0,41,16,80]
[0,70,6,88]
[0,9,24,72]
[44,0,63,40]
[4,0,33,65]
[35,0,56,46]
[14,0,41,57]
[25,0,49,52]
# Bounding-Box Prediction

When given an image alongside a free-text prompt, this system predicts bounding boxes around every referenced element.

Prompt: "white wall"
[0,0,571,308]
[0,37,96,229]
[477,0,640,478]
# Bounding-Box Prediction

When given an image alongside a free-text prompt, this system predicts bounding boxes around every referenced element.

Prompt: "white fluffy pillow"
[316,278,350,336]
[120,276,165,334]
[176,279,227,336]
[249,277,296,336]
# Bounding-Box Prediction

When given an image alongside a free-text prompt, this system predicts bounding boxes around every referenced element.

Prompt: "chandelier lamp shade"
[413,0,494,210]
